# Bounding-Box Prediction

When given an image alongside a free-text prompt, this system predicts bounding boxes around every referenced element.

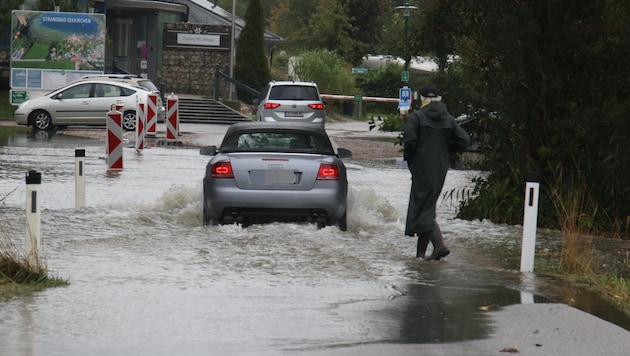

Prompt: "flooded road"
[1,127,628,355]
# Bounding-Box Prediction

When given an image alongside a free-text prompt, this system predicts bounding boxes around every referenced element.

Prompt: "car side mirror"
[55,93,63,100]
[199,146,217,156]
[337,148,352,159]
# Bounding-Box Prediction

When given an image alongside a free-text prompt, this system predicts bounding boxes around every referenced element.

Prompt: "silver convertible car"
[201,122,352,231]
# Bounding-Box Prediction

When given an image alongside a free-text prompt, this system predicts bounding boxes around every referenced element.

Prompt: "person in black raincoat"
[403,84,470,260]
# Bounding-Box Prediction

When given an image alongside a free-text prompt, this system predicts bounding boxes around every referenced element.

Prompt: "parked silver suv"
[254,81,326,125]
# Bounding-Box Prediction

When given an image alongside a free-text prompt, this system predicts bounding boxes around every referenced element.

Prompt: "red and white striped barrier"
[106,104,123,170]
[136,101,146,152]
[166,94,179,141]
[146,93,158,137]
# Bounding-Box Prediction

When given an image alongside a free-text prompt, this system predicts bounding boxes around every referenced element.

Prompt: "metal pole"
[396,3,416,83]
[229,0,236,101]
[404,15,409,73]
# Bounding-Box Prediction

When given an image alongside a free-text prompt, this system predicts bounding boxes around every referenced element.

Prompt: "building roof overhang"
[106,0,187,13]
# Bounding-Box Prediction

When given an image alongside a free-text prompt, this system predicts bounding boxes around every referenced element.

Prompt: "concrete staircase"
[176,95,251,124]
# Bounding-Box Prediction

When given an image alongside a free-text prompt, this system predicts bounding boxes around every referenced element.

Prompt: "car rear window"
[222,131,333,154]
[269,85,319,101]
[137,80,159,92]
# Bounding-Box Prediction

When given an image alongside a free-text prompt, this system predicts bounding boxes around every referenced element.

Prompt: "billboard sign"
[10,10,106,95]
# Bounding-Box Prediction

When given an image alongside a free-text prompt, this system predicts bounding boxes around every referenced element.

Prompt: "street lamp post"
[396,3,418,81]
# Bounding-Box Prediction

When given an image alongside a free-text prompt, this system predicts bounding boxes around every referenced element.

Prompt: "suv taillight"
[317,164,340,180]
[308,103,325,110]
[211,161,234,178]
[264,103,281,109]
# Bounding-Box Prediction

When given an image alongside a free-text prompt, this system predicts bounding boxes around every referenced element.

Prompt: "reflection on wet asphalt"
[0,131,628,355]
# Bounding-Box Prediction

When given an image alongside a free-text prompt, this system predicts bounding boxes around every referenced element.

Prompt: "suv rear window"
[269,85,319,101]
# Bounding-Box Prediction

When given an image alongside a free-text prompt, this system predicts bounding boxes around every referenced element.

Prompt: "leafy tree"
[234,0,271,102]
[292,49,355,95]
[270,0,404,65]
[421,0,630,235]
[35,0,86,12]
[340,0,390,63]
[269,0,319,37]
[355,64,402,114]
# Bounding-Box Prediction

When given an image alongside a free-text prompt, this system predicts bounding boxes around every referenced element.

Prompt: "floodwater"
[0,127,628,355]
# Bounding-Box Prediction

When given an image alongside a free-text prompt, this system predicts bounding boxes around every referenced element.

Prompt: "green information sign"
[401,70,410,82]
[10,90,28,105]
[352,67,368,74]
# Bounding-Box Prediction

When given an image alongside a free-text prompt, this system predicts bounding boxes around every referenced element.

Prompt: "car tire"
[336,210,348,232]
[31,110,53,131]
[122,111,136,131]
[203,206,219,226]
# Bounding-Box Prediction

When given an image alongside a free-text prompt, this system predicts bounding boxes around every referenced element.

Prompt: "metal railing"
[214,64,260,100]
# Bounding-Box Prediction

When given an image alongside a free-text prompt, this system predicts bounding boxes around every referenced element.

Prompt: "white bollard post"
[520,172,541,272]
[25,170,41,268]
[106,104,123,170]
[135,101,146,153]
[75,149,86,208]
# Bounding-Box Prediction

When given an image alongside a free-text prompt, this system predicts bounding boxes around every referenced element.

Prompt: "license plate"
[285,112,303,117]
[265,169,297,184]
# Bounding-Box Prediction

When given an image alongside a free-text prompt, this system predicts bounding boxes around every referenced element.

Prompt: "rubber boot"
[426,221,450,260]
[416,233,431,259]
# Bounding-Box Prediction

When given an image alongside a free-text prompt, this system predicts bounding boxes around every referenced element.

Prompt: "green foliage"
[355,64,402,114]
[292,49,355,95]
[273,0,382,65]
[423,1,630,236]
[235,0,271,103]
[379,115,404,132]
[35,0,87,12]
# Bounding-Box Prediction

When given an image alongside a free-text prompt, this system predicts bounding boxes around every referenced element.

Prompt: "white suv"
[14,76,165,131]
[254,81,326,125]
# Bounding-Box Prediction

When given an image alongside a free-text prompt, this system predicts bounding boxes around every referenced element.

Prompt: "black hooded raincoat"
[403,101,470,236]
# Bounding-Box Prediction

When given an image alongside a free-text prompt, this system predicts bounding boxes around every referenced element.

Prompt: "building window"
[114,19,133,57]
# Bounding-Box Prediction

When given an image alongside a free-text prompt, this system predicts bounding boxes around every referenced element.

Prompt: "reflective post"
[520,172,541,272]
[75,149,86,208]
[146,93,158,137]
[25,170,41,268]
[166,94,179,141]
[106,104,123,170]
[136,101,146,153]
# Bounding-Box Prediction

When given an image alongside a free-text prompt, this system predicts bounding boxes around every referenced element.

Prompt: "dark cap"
[421,84,441,98]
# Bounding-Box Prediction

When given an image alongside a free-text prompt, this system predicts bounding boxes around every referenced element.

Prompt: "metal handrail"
[214,64,260,100]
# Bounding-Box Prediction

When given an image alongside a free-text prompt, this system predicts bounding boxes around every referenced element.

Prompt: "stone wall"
[161,23,231,97]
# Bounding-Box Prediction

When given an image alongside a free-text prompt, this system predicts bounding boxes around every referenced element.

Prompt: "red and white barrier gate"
[136,101,146,152]
[166,94,179,141]
[106,104,123,170]
[146,93,158,136]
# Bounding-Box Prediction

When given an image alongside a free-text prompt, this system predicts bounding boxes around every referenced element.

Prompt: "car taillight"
[211,161,233,178]
[308,103,325,110]
[264,103,281,109]
[317,164,340,180]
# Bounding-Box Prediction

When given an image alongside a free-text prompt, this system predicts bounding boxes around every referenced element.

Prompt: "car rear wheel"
[336,210,348,232]
[31,110,53,131]
[203,206,219,226]
[122,111,136,131]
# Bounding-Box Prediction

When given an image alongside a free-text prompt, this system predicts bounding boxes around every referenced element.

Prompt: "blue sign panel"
[398,87,412,112]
